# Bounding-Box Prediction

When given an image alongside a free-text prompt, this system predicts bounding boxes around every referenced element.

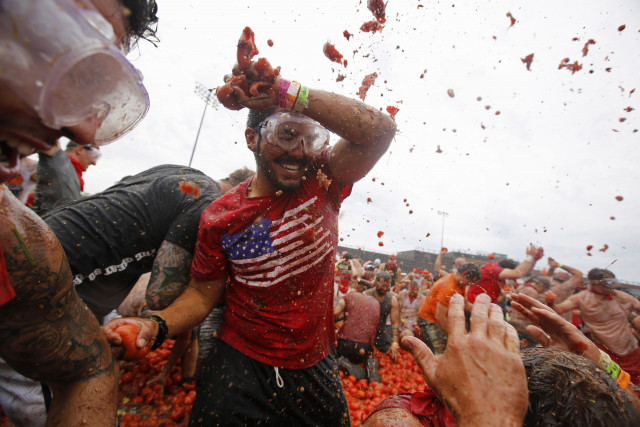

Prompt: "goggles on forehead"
[0,0,149,145]
[259,112,330,155]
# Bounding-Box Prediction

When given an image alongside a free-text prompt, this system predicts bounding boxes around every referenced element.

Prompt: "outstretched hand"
[402,293,527,426]
[526,243,544,260]
[511,293,599,362]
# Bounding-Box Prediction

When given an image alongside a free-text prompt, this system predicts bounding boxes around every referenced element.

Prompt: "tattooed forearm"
[0,250,114,383]
[146,240,193,310]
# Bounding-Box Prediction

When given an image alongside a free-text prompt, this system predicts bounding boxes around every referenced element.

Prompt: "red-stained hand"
[103,317,158,360]
[510,293,599,362]
[402,294,527,427]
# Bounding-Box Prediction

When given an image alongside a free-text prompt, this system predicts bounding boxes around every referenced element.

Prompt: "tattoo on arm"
[146,241,193,310]
[0,240,114,383]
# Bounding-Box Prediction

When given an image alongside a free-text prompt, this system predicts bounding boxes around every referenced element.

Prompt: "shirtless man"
[364,272,401,361]
[397,281,425,338]
[0,0,158,424]
[549,268,640,385]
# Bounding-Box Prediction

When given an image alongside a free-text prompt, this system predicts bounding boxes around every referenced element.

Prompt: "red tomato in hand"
[113,324,150,361]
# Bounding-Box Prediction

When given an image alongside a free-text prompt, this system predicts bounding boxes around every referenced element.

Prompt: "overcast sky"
[45,0,640,281]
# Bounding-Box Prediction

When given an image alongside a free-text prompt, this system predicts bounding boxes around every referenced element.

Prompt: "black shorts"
[337,339,373,364]
[374,324,392,353]
[189,339,350,426]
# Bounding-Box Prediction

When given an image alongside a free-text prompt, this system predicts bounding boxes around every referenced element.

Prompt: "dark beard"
[254,139,305,192]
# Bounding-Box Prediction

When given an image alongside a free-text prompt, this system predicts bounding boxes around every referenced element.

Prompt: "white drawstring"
[274,367,284,388]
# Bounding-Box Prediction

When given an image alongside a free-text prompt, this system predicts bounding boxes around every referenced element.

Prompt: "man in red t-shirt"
[105,65,397,424]
[466,243,544,305]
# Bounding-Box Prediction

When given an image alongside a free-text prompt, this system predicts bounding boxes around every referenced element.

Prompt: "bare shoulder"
[0,190,113,383]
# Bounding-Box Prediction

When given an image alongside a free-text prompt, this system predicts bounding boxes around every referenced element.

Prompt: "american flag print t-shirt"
[191,150,352,368]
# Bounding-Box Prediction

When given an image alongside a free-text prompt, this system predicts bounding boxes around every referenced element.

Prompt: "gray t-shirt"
[33,150,81,215]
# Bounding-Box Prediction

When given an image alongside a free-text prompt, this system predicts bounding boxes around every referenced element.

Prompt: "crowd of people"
[1,0,639,426]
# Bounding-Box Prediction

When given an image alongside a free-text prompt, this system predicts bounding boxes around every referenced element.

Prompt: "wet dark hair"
[527,275,551,291]
[246,107,279,131]
[458,263,481,283]
[498,258,518,269]
[120,0,159,47]
[522,347,640,426]
[224,167,254,186]
[376,271,392,282]
[587,268,615,281]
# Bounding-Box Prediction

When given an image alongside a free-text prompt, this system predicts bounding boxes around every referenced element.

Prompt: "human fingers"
[470,293,491,336]
[135,318,159,349]
[510,301,543,326]
[526,243,535,256]
[447,294,467,338]
[512,293,553,313]
[402,336,437,383]
[525,325,551,347]
[390,347,399,362]
[504,323,521,353]
[487,304,506,345]
[102,317,137,345]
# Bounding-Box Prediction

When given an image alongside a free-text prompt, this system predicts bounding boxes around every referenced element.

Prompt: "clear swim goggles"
[259,112,330,155]
[0,0,149,145]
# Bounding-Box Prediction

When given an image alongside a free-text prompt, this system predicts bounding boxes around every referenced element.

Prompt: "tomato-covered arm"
[307,90,396,185]
[223,78,396,186]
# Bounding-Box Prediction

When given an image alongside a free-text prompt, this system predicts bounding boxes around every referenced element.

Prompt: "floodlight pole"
[189,82,218,167]
[438,211,449,250]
